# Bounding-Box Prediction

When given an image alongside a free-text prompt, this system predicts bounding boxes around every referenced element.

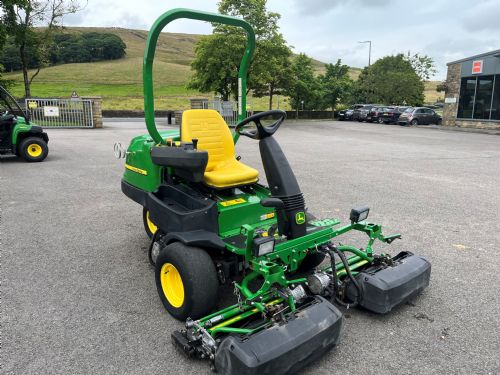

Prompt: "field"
[4,27,441,110]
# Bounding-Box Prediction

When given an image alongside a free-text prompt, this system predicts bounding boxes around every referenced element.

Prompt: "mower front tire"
[143,208,158,238]
[155,242,218,320]
[19,137,48,162]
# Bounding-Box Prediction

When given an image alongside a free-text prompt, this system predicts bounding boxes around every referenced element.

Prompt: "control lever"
[261,197,284,209]
[261,198,287,236]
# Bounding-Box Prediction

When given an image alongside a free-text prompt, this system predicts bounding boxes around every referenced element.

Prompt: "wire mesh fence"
[203,100,238,126]
[25,98,94,128]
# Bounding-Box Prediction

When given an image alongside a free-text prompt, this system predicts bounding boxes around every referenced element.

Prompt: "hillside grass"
[5,27,440,110]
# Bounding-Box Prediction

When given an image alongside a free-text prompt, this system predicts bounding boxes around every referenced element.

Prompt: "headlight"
[253,236,275,257]
[350,206,370,223]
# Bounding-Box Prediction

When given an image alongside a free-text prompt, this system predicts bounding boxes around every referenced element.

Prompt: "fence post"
[81,96,103,128]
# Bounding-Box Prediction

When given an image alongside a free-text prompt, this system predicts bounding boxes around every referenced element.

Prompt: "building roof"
[447,49,500,65]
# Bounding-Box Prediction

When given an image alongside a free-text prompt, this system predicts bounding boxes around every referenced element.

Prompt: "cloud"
[291,0,393,15]
[461,0,500,31]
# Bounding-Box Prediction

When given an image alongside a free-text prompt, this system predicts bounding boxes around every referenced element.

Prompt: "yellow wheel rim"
[160,263,185,308]
[146,211,158,235]
[27,144,42,158]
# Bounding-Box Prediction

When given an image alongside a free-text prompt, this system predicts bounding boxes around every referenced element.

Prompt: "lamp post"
[358,40,372,66]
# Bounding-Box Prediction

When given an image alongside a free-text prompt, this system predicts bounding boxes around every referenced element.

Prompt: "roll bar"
[143,8,256,145]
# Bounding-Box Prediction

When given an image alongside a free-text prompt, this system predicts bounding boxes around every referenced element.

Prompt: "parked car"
[367,106,393,123]
[398,107,442,126]
[338,104,364,121]
[378,106,409,124]
[354,104,382,122]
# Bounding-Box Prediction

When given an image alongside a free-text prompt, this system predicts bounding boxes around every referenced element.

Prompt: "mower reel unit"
[0,86,49,162]
[119,8,431,375]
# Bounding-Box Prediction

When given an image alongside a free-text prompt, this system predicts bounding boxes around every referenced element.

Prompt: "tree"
[251,34,292,109]
[282,53,321,117]
[436,80,448,94]
[319,59,353,116]
[1,0,84,97]
[404,52,437,81]
[355,54,424,106]
[189,0,292,106]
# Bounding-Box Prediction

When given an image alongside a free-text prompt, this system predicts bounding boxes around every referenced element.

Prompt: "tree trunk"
[20,44,31,98]
[268,85,274,110]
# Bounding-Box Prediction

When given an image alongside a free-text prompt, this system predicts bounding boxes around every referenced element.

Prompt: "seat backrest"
[181,109,235,172]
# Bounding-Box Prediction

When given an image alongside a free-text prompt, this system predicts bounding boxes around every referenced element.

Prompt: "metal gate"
[203,100,238,126]
[25,98,94,128]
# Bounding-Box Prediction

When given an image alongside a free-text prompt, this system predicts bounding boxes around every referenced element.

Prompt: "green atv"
[119,8,431,375]
[0,86,49,162]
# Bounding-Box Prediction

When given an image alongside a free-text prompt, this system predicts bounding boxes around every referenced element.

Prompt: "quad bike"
[118,8,431,375]
[0,85,49,162]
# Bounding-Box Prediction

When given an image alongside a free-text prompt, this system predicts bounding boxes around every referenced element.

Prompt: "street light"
[358,40,372,66]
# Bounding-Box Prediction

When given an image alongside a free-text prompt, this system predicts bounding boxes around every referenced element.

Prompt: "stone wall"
[81,96,103,128]
[442,63,461,127]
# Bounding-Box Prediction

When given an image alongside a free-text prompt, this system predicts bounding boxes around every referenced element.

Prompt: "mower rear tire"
[143,207,158,238]
[155,242,218,320]
[19,137,48,162]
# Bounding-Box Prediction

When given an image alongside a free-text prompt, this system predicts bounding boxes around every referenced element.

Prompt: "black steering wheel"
[235,109,286,140]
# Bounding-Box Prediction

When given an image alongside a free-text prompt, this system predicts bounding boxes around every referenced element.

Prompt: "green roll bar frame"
[143,8,256,145]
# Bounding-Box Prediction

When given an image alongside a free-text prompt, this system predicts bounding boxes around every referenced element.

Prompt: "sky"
[64,0,500,80]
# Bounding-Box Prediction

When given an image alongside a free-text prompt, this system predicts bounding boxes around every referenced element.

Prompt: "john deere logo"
[295,212,306,224]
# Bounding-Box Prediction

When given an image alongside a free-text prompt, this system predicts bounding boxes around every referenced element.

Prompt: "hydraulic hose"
[322,245,364,308]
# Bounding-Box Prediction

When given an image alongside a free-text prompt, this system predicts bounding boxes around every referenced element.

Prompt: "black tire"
[155,242,219,320]
[378,118,385,124]
[143,207,158,239]
[436,118,442,125]
[297,252,326,273]
[19,137,48,162]
[410,119,419,126]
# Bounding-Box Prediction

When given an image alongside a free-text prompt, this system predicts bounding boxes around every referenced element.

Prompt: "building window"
[491,76,500,120]
[474,75,494,119]
[457,77,476,119]
[458,74,499,120]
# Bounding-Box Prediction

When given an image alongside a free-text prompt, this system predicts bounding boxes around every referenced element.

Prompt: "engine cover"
[346,252,431,314]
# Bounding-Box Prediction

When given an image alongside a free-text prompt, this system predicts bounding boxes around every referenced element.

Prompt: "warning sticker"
[220,198,246,207]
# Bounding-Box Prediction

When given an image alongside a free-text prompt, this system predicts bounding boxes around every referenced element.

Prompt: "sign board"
[71,91,79,99]
[27,101,38,109]
[445,97,457,104]
[472,60,483,74]
[43,106,60,117]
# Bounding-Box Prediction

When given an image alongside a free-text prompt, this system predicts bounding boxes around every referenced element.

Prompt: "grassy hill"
[5,27,441,110]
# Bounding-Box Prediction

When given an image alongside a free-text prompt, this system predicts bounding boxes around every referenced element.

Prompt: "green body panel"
[217,184,276,236]
[123,130,179,192]
[11,116,33,145]
[143,8,255,145]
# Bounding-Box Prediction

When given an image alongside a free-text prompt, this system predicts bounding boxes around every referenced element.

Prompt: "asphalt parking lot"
[1,120,499,374]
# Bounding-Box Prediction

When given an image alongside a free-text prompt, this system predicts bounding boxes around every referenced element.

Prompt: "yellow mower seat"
[181,109,259,189]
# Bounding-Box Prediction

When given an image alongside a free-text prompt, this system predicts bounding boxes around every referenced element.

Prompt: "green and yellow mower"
[119,8,431,375]
[0,85,49,162]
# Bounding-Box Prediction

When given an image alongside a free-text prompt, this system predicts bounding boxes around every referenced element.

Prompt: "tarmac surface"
[1,120,499,374]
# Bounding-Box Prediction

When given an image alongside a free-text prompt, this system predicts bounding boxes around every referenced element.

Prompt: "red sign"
[472,60,483,74]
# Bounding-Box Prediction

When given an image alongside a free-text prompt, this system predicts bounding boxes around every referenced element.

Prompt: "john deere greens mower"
[119,8,431,375]
[0,85,49,162]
